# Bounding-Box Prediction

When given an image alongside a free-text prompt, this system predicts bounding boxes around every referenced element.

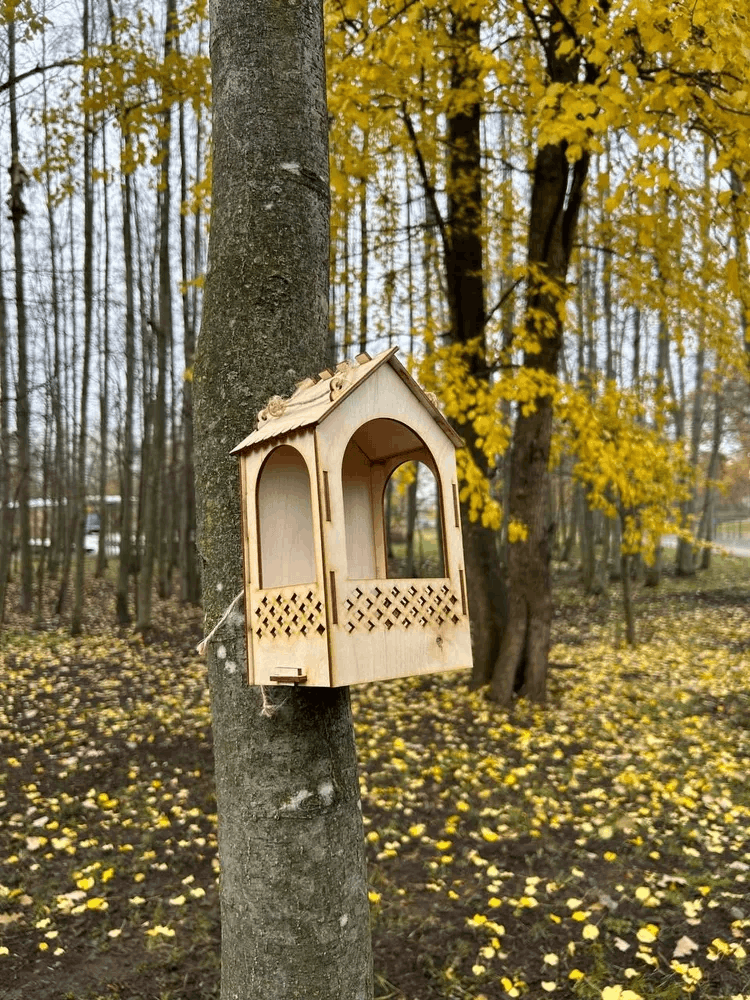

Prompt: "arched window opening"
[384,460,445,579]
[341,418,447,580]
[256,445,316,588]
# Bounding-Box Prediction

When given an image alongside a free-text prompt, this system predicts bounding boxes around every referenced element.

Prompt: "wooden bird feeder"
[231,347,473,686]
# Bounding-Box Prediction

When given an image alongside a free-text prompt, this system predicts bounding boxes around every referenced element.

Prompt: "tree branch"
[0,58,79,94]
[485,278,522,326]
[400,103,451,264]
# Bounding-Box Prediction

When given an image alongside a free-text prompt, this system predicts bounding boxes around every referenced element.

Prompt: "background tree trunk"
[178,67,200,604]
[116,141,136,624]
[8,11,33,614]
[699,386,724,570]
[0,236,13,625]
[137,0,175,629]
[491,134,590,703]
[193,2,373,997]
[445,13,506,687]
[96,127,111,579]
[71,0,94,635]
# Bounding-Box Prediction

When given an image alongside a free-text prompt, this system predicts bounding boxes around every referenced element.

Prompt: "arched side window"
[256,445,316,589]
[384,460,445,579]
[341,418,446,580]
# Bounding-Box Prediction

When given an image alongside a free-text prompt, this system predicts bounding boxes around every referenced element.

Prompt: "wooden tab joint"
[268,668,308,685]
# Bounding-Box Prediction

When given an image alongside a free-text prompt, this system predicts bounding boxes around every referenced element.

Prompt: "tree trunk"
[97,126,111,579]
[404,465,418,577]
[442,13,507,687]
[699,386,724,570]
[55,179,81,618]
[193,3,373,998]
[8,12,33,614]
[621,550,636,646]
[491,129,590,703]
[0,235,13,625]
[358,131,369,356]
[35,417,51,625]
[71,0,94,635]
[41,52,65,581]
[137,0,175,630]
[116,137,136,624]
[575,236,600,596]
[729,169,750,361]
[178,63,200,604]
[644,151,673,589]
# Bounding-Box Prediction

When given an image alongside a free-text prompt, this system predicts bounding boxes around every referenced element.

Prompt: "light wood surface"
[240,434,330,686]
[235,357,473,687]
[257,444,316,589]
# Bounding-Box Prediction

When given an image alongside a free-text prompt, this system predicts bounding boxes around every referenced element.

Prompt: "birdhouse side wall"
[240,434,331,687]
[314,363,472,686]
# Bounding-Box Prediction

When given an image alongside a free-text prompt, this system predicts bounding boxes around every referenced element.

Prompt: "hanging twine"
[196,590,245,656]
[260,686,289,719]
[197,590,289,719]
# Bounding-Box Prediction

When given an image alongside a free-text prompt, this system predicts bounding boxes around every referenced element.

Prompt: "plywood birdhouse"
[231,347,473,687]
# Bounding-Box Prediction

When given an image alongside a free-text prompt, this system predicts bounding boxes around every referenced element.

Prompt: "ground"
[0,557,749,1000]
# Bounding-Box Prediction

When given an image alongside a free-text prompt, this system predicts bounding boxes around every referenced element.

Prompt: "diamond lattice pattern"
[343,582,461,634]
[253,586,326,640]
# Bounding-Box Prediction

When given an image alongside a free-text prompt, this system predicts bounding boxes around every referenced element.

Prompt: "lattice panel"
[342,582,461,634]
[253,587,326,641]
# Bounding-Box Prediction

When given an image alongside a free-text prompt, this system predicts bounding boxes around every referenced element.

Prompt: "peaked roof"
[231,346,464,453]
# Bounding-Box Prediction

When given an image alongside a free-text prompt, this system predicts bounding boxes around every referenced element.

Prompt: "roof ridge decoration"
[231,346,463,455]
[257,394,288,425]
[328,358,359,402]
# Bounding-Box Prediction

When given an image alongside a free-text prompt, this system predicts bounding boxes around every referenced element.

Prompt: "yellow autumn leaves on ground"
[1,557,749,997]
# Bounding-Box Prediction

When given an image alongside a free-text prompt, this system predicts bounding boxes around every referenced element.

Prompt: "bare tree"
[7,10,32,613]
[0,235,14,624]
[71,0,95,635]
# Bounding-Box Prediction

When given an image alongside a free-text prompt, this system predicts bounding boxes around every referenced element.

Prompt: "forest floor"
[0,555,749,1000]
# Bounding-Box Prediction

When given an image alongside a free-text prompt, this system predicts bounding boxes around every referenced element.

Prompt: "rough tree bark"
[96,127,111,579]
[71,0,94,635]
[676,148,709,577]
[137,0,175,629]
[0,236,13,625]
[8,11,32,614]
[109,0,137,623]
[698,386,723,570]
[490,24,591,705]
[116,142,136,624]
[404,13,507,686]
[447,14,508,689]
[193,3,373,998]
[178,54,200,604]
